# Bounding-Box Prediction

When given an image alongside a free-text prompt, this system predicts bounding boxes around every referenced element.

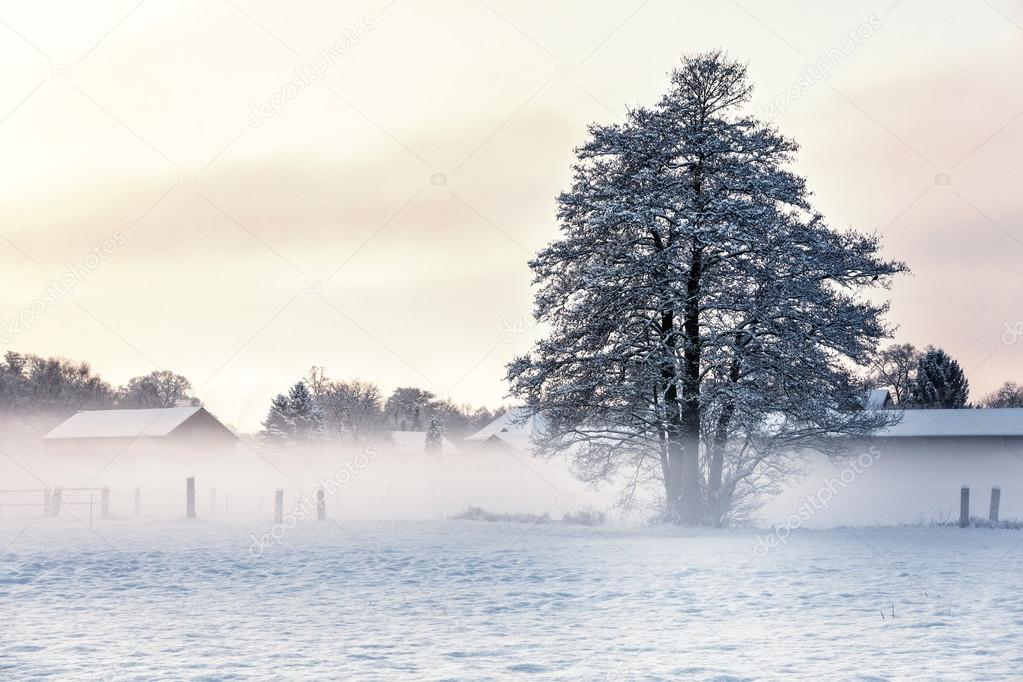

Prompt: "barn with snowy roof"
[43,406,237,456]
[463,408,547,452]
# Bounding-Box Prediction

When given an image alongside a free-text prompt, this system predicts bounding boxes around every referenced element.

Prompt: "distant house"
[43,406,237,455]
[389,430,457,454]
[463,408,546,452]
[863,387,895,410]
[771,389,1023,524]
[473,398,1023,524]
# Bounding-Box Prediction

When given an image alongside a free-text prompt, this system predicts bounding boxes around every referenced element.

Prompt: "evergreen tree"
[260,380,324,446]
[425,417,443,453]
[288,381,324,441]
[910,347,969,408]
[261,394,295,445]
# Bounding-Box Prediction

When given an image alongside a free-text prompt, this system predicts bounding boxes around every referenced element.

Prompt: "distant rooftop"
[874,408,1023,438]
[43,406,230,440]
[864,388,894,410]
[464,408,546,449]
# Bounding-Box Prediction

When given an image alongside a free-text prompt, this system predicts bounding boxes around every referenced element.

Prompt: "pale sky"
[1,0,1021,430]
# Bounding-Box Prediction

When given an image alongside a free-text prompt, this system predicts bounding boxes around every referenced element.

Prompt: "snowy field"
[2,519,1023,680]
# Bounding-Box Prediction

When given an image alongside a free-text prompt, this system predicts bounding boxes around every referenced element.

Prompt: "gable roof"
[464,408,546,449]
[873,408,1023,438]
[43,407,230,440]
[466,404,1023,446]
[864,388,893,410]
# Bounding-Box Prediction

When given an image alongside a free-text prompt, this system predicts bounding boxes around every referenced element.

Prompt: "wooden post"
[101,487,110,520]
[990,486,1001,525]
[960,486,970,528]
[316,488,326,521]
[210,488,217,515]
[52,488,62,517]
[186,477,196,519]
[274,489,284,525]
[43,489,52,516]
[134,487,141,517]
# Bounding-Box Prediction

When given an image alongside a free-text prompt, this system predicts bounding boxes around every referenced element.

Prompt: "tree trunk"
[664,433,685,519]
[708,354,742,514]
[658,288,691,520]
[706,410,730,525]
[661,352,687,519]
[676,248,704,524]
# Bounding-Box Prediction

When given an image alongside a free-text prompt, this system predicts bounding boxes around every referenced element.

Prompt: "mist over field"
[4,0,1023,679]
[0,428,616,527]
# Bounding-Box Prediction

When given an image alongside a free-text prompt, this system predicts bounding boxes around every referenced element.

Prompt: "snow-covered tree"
[119,370,195,408]
[909,347,969,409]
[303,368,495,441]
[0,352,115,413]
[304,367,385,442]
[260,380,324,446]
[424,399,500,439]
[385,387,434,430]
[868,343,921,406]
[982,381,1023,408]
[288,381,324,440]
[508,52,906,525]
[261,393,294,445]
[425,417,443,452]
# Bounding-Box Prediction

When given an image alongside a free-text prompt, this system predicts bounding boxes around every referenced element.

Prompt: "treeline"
[0,351,195,414]
[261,367,502,447]
[869,344,1022,408]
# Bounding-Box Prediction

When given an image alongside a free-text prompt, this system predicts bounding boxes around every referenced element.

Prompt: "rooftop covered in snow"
[872,408,1023,439]
[43,406,236,441]
[464,408,547,449]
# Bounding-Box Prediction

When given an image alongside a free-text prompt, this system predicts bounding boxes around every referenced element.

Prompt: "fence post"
[52,488,62,517]
[101,487,110,520]
[990,486,1001,525]
[134,487,141,517]
[316,488,326,521]
[960,486,970,528]
[43,489,52,516]
[274,489,284,525]
[186,477,196,519]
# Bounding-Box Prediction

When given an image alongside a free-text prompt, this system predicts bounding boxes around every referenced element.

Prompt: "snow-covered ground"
[2,518,1022,680]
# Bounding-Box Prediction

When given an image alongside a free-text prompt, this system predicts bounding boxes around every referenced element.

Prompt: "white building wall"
[760,437,1023,527]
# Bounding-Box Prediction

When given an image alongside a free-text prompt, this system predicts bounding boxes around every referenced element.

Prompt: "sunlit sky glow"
[1,0,1021,430]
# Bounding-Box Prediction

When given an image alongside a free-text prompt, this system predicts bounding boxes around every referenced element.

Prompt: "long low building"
[43,406,238,456]
[472,395,1023,525]
[788,399,1023,526]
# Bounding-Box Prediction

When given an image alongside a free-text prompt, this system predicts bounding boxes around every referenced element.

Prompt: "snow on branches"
[508,52,907,525]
